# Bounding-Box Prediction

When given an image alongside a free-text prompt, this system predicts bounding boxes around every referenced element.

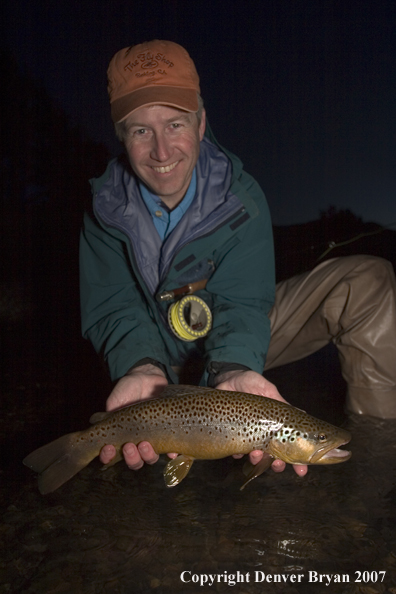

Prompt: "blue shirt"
[139,169,197,241]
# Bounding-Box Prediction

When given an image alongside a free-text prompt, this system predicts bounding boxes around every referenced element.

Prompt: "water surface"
[2,348,396,594]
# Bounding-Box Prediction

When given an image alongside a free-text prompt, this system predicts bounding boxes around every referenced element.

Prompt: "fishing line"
[274,222,396,267]
[315,223,396,261]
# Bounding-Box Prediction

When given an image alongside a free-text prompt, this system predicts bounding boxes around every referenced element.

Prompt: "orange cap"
[107,40,201,123]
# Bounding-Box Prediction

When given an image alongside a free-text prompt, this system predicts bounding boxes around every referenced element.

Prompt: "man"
[80,40,396,476]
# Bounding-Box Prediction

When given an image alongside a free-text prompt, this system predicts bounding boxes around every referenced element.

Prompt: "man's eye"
[136,128,147,135]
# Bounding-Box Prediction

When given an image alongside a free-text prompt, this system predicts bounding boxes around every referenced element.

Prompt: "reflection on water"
[2,355,396,593]
[3,418,396,592]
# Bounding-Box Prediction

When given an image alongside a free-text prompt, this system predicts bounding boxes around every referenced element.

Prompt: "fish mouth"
[310,440,352,464]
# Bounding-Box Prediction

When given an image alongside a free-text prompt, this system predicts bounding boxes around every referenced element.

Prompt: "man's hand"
[99,364,177,469]
[214,369,308,477]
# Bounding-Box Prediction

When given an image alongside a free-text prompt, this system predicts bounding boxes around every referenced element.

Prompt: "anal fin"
[240,453,274,491]
[163,455,195,488]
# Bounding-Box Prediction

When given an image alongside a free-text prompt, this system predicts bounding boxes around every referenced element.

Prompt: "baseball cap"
[107,40,201,123]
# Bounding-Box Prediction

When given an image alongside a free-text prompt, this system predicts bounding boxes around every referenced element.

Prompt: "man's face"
[124,104,206,210]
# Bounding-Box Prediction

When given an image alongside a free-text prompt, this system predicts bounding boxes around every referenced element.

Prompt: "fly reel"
[168,296,212,341]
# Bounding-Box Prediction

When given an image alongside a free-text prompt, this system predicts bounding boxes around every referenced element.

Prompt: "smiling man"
[80,40,396,477]
[123,105,205,210]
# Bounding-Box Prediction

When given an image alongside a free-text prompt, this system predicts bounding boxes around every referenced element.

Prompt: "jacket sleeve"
[80,211,170,381]
[202,171,275,379]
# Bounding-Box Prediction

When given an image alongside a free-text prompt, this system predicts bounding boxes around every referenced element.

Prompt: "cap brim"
[111,86,199,123]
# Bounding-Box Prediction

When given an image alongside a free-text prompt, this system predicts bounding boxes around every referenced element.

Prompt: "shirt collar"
[139,169,197,216]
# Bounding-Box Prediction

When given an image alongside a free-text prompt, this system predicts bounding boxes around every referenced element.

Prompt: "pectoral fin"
[240,453,274,491]
[163,455,195,488]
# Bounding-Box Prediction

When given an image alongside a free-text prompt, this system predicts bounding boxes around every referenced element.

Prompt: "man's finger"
[293,464,308,476]
[123,443,144,470]
[248,450,263,464]
[99,444,116,464]
[271,459,286,473]
[137,441,159,465]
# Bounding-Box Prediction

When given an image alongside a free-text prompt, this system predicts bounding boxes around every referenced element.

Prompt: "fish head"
[268,417,352,466]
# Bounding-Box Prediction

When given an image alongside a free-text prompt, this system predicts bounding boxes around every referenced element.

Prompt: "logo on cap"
[141,59,158,69]
[108,41,200,122]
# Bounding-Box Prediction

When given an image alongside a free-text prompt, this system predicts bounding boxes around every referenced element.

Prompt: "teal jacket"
[80,125,275,385]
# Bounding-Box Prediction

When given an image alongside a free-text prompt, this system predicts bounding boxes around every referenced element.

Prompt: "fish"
[23,385,351,494]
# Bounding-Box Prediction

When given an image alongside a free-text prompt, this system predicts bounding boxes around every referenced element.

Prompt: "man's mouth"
[152,161,179,174]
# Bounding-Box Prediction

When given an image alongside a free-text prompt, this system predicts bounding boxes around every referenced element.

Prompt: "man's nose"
[150,132,172,162]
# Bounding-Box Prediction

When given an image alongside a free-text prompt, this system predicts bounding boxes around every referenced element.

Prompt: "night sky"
[4,0,396,226]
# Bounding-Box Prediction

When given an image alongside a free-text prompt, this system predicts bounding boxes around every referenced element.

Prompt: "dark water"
[2,341,396,594]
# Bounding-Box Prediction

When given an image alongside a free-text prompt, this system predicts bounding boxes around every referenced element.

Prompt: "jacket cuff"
[128,358,168,377]
[207,361,251,388]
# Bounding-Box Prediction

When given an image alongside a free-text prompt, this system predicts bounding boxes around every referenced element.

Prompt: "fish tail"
[23,431,97,494]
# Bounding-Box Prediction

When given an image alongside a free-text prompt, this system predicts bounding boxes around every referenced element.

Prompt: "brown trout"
[23,385,351,494]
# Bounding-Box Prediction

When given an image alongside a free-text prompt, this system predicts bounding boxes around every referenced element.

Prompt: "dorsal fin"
[89,411,112,424]
[160,385,213,398]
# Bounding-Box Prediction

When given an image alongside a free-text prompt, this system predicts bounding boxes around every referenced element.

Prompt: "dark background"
[1,0,395,429]
[3,0,396,226]
[2,7,396,589]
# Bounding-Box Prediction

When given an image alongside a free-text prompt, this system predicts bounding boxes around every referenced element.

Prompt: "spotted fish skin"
[23,385,351,494]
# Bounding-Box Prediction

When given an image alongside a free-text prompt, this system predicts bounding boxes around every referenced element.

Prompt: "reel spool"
[168,296,212,341]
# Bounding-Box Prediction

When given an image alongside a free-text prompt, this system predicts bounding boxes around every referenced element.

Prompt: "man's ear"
[199,108,206,140]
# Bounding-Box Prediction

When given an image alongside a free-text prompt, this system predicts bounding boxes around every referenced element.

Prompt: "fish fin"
[89,411,112,424]
[161,385,212,398]
[240,453,274,491]
[23,432,96,495]
[163,455,195,488]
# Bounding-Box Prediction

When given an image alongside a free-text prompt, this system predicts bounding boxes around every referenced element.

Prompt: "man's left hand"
[214,369,308,477]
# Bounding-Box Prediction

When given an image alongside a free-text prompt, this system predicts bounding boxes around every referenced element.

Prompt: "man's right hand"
[99,364,178,469]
